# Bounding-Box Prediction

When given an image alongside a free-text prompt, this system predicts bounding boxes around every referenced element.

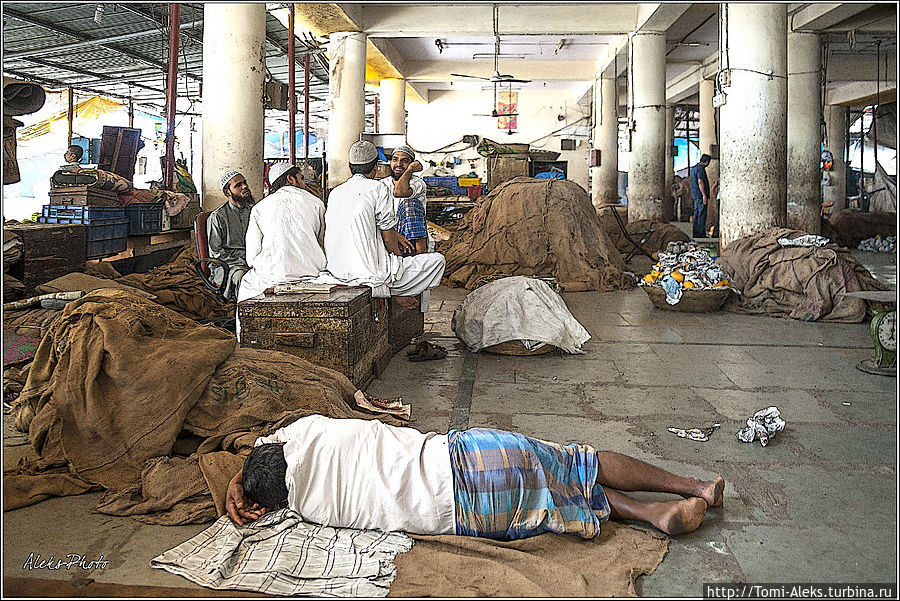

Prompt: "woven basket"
[643,286,730,313]
[483,340,556,356]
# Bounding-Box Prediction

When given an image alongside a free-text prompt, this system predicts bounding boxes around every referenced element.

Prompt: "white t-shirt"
[322,174,403,297]
[255,414,456,535]
[237,185,327,303]
[379,174,427,213]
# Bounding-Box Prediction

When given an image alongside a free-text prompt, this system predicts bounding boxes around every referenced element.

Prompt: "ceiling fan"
[451,4,529,117]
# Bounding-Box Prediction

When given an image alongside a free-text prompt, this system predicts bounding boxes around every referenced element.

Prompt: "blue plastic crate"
[125,203,163,235]
[39,204,128,258]
[423,176,458,188]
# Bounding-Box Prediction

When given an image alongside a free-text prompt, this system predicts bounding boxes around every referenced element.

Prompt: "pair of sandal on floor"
[406,340,448,362]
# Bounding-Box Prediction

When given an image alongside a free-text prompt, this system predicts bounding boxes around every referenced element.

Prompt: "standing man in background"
[689,154,711,239]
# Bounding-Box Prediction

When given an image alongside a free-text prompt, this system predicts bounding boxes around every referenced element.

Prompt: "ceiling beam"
[3,7,203,83]
[826,80,897,106]
[403,60,597,82]
[636,3,692,32]
[790,3,876,31]
[352,4,639,37]
[10,57,167,96]
[665,53,719,104]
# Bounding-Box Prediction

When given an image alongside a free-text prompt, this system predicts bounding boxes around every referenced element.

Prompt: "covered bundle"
[717,228,888,322]
[443,177,632,292]
[597,206,691,256]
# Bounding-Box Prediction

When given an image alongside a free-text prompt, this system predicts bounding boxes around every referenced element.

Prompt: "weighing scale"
[840,291,897,376]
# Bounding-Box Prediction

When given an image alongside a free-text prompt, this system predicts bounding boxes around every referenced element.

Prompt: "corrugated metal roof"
[2,2,330,117]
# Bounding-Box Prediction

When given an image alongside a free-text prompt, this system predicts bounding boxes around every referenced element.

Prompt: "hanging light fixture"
[93,4,106,23]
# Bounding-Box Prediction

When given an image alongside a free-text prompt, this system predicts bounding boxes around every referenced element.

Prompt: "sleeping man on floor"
[225,414,724,539]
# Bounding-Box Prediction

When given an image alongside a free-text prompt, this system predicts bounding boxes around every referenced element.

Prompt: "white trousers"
[390,253,445,300]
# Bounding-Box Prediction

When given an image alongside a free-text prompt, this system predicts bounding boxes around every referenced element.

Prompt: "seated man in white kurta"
[321,140,445,310]
[235,162,326,339]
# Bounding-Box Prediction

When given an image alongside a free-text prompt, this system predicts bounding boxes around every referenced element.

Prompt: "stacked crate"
[38,205,128,259]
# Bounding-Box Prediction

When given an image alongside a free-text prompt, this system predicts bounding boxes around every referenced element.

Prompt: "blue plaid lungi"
[448,428,611,540]
[395,197,427,256]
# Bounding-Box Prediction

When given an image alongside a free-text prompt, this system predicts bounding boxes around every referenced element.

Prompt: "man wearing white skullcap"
[321,141,445,310]
[235,162,326,340]
[206,169,256,299]
[379,143,434,311]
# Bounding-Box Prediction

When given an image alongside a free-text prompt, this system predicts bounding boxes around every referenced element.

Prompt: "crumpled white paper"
[777,235,830,248]
[736,406,786,447]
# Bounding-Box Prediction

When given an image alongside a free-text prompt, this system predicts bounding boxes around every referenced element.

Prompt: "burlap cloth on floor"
[821,209,897,249]
[117,243,235,322]
[5,288,401,524]
[389,524,668,598]
[443,177,632,292]
[598,207,691,255]
[718,227,889,322]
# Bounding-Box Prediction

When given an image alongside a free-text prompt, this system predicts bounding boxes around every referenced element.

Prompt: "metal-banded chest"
[238,287,390,390]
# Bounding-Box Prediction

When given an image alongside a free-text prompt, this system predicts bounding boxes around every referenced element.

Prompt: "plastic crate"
[467,185,483,199]
[38,205,128,259]
[125,203,163,235]
[458,177,482,186]
[423,176,458,188]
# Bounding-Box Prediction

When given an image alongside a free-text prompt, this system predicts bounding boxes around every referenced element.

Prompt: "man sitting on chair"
[207,169,255,299]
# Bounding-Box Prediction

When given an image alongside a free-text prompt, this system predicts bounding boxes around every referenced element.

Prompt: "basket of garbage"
[639,241,735,313]
[483,340,557,356]
[643,286,730,313]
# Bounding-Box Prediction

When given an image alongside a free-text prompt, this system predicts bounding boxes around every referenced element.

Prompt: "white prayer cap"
[391,144,415,161]
[268,162,294,185]
[349,140,378,165]
[219,169,242,191]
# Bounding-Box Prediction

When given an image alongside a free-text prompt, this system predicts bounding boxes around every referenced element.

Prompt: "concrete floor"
[3,250,897,596]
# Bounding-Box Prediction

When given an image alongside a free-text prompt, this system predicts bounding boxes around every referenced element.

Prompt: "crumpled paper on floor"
[736,406,785,446]
[667,424,720,442]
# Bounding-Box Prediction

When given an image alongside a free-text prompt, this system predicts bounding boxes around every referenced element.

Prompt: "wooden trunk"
[4,223,87,294]
[388,298,424,355]
[238,287,390,390]
[48,185,119,207]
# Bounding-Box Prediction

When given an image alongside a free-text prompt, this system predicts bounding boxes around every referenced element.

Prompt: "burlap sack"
[822,209,897,249]
[598,209,691,255]
[718,227,888,322]
[117,243,235,322]
[443,177,632,292]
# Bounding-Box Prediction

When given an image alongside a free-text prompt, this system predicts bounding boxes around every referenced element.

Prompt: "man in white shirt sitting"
[235,162,327,340]
[225,415,724,540]
[322,141,445,310]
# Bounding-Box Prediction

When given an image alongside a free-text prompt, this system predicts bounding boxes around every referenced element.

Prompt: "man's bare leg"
[604,488,708,535]
[596,451,724,507]
[394,295,419,310]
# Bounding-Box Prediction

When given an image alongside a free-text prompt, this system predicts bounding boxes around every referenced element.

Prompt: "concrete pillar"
[664,104,675,221]
[627,31,667,223]
[201,3,266,211]
[823,104,847,212]
[699,79,719,233]
[591,74,619,207]
[379,78,406,134]
[719,4,787,248]
[787,32,822,234]
[327,31,367,190]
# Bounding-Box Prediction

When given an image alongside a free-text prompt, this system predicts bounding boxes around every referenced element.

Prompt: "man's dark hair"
[270,166,301,193]
[242,443,289,510]
[699,154,711,164]
[67,145,84,161]
[349,159,377,176]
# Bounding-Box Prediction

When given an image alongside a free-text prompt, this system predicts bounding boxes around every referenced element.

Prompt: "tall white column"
[823,104,847,212]
[665,104,675,221]
[699,78,719,233]
[627,31,667,222]
[379,78,406,134]
[591,74,619,207]
[201,3,266,211]
[719,4,787,248]
[787,32,822,234]
[327,31,367,190]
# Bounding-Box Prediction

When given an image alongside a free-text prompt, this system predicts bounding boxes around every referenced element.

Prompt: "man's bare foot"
[395,296,419,310]
[655,497,708,535]
[697,477,725,507]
